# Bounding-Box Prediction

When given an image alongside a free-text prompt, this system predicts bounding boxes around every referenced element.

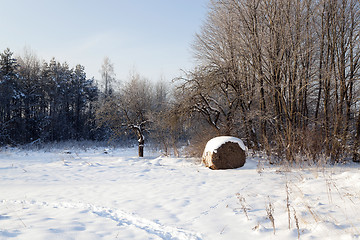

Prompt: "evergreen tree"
[0,48,21,144]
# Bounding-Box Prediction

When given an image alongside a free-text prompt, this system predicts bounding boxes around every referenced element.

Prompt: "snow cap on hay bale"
[202,136,247,170]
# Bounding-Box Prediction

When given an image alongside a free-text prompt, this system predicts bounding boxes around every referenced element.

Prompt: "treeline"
[0,48,181,155]
[177,0,360,162]
[0,48,99,144]
[2,0,360,163]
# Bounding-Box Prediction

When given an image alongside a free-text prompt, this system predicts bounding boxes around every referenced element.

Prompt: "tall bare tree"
[100,57,115,98]
[180,0,360,161]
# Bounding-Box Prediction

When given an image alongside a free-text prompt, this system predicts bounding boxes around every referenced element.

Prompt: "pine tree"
[0,48,21,144]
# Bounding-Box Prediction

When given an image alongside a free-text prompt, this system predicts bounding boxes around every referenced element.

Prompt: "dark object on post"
[202,136,246,170]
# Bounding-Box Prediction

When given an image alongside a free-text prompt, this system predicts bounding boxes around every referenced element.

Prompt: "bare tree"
[182,0,360,161]
[95,71,154,157]
[100,57,115,97]
[178,0,258,147]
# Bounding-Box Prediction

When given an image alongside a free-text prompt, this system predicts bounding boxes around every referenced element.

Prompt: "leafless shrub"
[236,193,250,220]
[325,177,333,204]
[293,207,300,240]
[266,197,275,235]
[184,123,218,157]
[252,222,260,231]
[306,205,320,223]
[257,159,264,175]
[286,182,291,229]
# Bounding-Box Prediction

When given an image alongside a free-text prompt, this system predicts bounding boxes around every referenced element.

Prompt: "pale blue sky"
[1,0,209,82]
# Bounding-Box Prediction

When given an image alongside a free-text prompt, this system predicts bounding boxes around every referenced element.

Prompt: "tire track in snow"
[0,199,202,240]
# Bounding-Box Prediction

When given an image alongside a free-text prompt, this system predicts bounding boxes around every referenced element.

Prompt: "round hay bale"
[202,136,247,170]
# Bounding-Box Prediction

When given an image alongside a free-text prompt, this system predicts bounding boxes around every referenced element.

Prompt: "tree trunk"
[353,109,360,162]
[131,125,145,158]
[138,139,144,157]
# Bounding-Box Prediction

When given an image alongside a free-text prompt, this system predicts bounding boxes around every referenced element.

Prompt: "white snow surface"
[203,136,247,155]
[0,146,360,240]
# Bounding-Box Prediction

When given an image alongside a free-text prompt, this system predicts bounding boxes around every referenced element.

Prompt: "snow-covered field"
[0,146,360,239]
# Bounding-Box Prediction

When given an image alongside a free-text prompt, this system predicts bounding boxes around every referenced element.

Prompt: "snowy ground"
[0,146,360,240]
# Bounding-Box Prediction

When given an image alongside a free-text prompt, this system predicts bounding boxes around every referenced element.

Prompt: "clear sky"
[1,0,209,82]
